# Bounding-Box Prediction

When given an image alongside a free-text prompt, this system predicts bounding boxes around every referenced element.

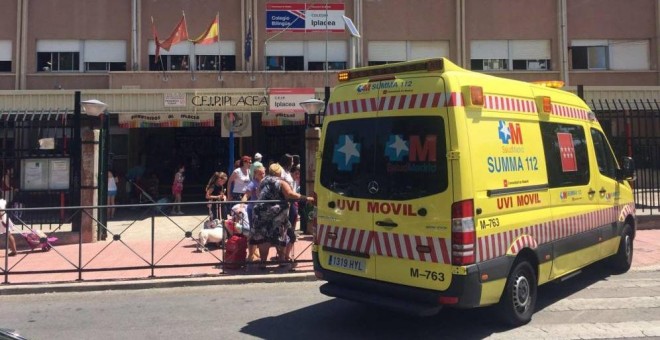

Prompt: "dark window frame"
[195,55,236,71]
[308,61,347,71]
[590,128,617,179]
[0,60,11,72]
[540,122,590,188]
[320,116,448,200]
[37,52,80,72]
[571,46,609,70]
[266,56,304,71]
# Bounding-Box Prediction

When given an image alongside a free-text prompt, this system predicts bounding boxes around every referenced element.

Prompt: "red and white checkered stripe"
[316,224,451,264]
[326,92,464,115]
[508,235,538,255]
[476,203,636,262]
[551,103,590,120]
[619,202,636,222]
[484,95,537,114]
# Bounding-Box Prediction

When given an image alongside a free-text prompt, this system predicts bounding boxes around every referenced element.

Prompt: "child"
[0,199,17,256]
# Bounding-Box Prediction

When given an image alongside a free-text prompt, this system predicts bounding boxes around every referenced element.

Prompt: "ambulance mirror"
[617,157,636,181]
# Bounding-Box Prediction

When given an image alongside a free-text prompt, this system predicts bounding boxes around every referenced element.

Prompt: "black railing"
[1,200,313,285]
[593,99,660,215]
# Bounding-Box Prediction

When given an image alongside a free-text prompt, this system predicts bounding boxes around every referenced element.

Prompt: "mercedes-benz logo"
[367,181,379,194]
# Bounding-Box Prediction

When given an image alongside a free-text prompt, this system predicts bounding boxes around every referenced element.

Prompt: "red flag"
[557,132,578,172]
[191,14,219,45]
[158,15,189,53]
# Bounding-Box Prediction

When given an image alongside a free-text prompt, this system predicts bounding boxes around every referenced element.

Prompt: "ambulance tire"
[497,260,537,326]
[609,223,633,274]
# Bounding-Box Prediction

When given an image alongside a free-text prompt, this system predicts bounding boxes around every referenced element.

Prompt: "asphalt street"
[1,262,659,340]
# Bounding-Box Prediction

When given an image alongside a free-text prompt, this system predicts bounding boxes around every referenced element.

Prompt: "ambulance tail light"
[451,199,475,266]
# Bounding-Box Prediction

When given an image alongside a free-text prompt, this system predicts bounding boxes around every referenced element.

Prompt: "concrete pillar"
[80,128,100,243]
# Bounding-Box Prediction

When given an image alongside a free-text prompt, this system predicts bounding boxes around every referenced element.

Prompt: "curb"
[0,271,318,296]
[637,215,660,230]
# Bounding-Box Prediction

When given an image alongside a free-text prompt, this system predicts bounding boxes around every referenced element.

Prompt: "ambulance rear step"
[320,282,442,317]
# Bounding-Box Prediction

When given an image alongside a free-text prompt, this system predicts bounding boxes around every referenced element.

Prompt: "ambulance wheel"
[610,223,633,274]
[497,260,537,326]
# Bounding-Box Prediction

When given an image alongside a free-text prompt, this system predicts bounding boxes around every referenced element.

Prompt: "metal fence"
[592,99,660,215]
[0,109,82,227]
[1,200,313,285]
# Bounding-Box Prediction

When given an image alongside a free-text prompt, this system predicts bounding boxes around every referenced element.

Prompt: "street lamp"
[300,98,325,126]
[81,99,109,240]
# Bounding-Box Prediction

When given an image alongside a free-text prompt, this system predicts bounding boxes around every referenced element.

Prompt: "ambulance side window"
[540,122,590,188]
[591,129,617,179]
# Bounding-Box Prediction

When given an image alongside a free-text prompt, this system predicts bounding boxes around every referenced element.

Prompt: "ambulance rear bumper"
[314,252,483,315]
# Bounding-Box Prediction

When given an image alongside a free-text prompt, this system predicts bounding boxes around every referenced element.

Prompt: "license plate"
[327,254,366,272]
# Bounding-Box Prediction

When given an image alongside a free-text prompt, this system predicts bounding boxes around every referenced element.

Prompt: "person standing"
[107,170,117,219]
[242,165,265,262]
[228,155,251,202]
[278,154,297,262]
[250,163,313,269]
[1,168,17,204]
[171,164,185,215]
[250,152,264,179]
[0,199,17,257]
[205,172,228,221]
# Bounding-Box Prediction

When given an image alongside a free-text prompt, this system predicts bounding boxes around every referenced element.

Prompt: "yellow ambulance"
[311,58,636,325]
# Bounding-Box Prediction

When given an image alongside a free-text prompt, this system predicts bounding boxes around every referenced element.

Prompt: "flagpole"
[217,12,222,81]
[151,16,166,78]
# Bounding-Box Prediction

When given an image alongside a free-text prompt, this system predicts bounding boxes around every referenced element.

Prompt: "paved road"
[1,263,658,340]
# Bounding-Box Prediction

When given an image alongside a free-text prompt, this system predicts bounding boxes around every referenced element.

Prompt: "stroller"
[21,229,58,252]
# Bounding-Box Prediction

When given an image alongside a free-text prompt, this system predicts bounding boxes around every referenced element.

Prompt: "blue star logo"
[498,120,511,144]
[385,134,409,162]
[332,135,361,171]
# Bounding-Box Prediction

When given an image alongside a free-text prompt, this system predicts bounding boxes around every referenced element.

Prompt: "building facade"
[0,0,659,203]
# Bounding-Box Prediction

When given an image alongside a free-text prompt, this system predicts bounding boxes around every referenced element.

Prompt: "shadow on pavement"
[241,261,620,339]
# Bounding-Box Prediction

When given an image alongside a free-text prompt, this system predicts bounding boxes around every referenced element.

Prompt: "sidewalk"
[1,210,659,295]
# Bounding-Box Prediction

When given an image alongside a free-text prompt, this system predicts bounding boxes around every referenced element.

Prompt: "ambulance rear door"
[370,75,454,291]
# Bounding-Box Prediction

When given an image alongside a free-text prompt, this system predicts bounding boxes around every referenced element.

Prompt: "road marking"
[488,321,660,339]
[545,296,660,311]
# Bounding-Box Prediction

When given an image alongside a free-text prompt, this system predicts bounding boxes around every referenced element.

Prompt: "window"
[306,41,347,71]
[368,41,449,66]
[540,122,590,188]
[266,41,304,71]
[591,129,617,179]
[266,56,304,71]
[37,52,79,72]
[37,40,127,72]
[572,39,650,71]
[83,40,127,72]
[308,61,346,70]
[148,40,237,71]
[320,116,448,200]
[471,40,551,71]
[195,55,236,71]
[471,59,508,71]
[571,45,608,70]
[149,55,189,71]
[37,40,81,72]
[86,62,126,72]
[0,40,11,72]
[194,41,236,71]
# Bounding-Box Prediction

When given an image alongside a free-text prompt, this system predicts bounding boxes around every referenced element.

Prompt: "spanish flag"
[191,13,219,45]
